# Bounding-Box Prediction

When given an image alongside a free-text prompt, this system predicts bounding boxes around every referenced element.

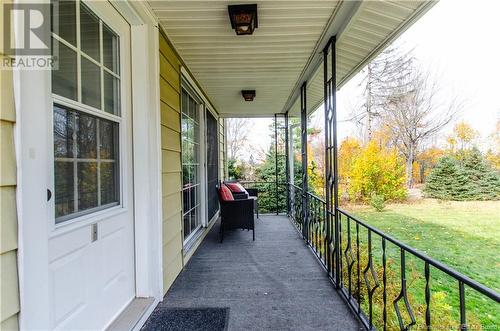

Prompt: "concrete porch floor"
[143,215,361,331]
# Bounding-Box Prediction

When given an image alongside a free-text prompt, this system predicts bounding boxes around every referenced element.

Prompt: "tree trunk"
[366,65,373,142]
[406,145,415,188]
[420,162,426,183]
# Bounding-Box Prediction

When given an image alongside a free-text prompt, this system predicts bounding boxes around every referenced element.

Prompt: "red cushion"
[226,182,245,193]
[219,185,234,201]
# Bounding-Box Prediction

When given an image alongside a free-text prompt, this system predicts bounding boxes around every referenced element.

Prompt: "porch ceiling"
[148,0,436,117]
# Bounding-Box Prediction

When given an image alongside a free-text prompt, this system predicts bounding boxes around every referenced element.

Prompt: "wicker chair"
[223,181,259,218]
[217,185,255,243]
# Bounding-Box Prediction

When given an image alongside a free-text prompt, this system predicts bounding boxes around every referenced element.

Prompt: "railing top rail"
[306,191,326,204]
[239,180,287,184]
[288,183,302,190]
[289,184,327,204]
[337,207,500,303]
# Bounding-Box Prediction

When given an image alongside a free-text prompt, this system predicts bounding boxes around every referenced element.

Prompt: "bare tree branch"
[226,118,250,160]
[384,67,463,187]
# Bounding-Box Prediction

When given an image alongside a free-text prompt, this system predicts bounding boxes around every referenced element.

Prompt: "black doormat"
[142,307,229,331]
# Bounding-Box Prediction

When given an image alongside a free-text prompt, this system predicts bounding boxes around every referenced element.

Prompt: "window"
[181,89,202,240]
[51,1,121,223]
[54,105,119,221]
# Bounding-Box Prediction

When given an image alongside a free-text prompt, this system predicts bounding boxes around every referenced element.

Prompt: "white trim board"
[121,3,163,301]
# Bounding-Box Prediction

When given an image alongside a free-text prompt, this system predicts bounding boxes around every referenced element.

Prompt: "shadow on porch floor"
[143,215,362,331]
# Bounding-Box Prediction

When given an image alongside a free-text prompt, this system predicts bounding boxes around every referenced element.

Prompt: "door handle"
[47,189,52,201]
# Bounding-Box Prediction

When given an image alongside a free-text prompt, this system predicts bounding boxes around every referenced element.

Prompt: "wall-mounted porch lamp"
[228,4,258,35]
[242,90,256,101]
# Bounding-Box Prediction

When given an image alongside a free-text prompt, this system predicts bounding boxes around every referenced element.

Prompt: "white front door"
[48,1,134,329]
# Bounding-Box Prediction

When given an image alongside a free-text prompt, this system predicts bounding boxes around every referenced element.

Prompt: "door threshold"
[106,297,155,331]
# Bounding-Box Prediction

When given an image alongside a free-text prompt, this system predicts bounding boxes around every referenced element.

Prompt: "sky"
[238,0,500,160]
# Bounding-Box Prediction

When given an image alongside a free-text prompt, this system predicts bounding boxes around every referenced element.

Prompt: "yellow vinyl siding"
[0,52,20,330]
[160,78,180,111]
[161,126,181,152]
[159,30,224,293]
[160,103,180,132]
[162,150,182,173]
[159,32,184,294]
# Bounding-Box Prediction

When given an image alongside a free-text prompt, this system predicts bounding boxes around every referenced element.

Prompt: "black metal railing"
[239,181,287,215]
[286,183,500,331]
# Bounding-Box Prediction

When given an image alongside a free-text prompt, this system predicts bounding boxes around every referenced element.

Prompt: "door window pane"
[103,71,120,115]
[52,39,77,101]
[76,113,97,158]
[51,0,76,46]
[54,106,74,158]
[101,162,118,205]
[81,57,101,109]
[183,214,190,238]
[78,162,98,211]
[55,161,74,219]
[103,24,119,74]
[100,120,117,159]
[190,209,197,233]
[80,2,100,61]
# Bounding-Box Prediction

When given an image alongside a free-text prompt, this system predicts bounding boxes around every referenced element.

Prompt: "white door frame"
[14,1,163,329]
[116,2,163,300]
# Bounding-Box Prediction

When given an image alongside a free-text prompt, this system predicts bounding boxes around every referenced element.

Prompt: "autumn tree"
[446,121,479,154]
[383,68,460,188]
[338,137,362,199]
[485,119,500,170]
[347,141,407,201]
[414,146,445,184]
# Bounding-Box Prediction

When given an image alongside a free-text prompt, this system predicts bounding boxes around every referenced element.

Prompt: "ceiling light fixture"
[228,4,258,35]
[242,90,256,101]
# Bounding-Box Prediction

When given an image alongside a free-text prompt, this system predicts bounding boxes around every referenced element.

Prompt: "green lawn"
[347,199,500,328]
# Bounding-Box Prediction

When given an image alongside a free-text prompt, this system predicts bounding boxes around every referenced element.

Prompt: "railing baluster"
[312,198,316,250]
[320,199,324,262]
[425,261,431,329]
[459,281,467,331]
[339,212,343,286]
[345,216,353,297]
[334,212,338,280]
[382,237,387,331]
[316,203,320,257]
[363,230,379,328]
[322,200,326,264]
[393,249,416,331]
[356,222,361,313]
[326,203,332,276]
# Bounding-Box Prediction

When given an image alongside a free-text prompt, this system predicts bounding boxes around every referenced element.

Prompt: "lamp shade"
[241,90,256,101]
[228,4,258,35]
